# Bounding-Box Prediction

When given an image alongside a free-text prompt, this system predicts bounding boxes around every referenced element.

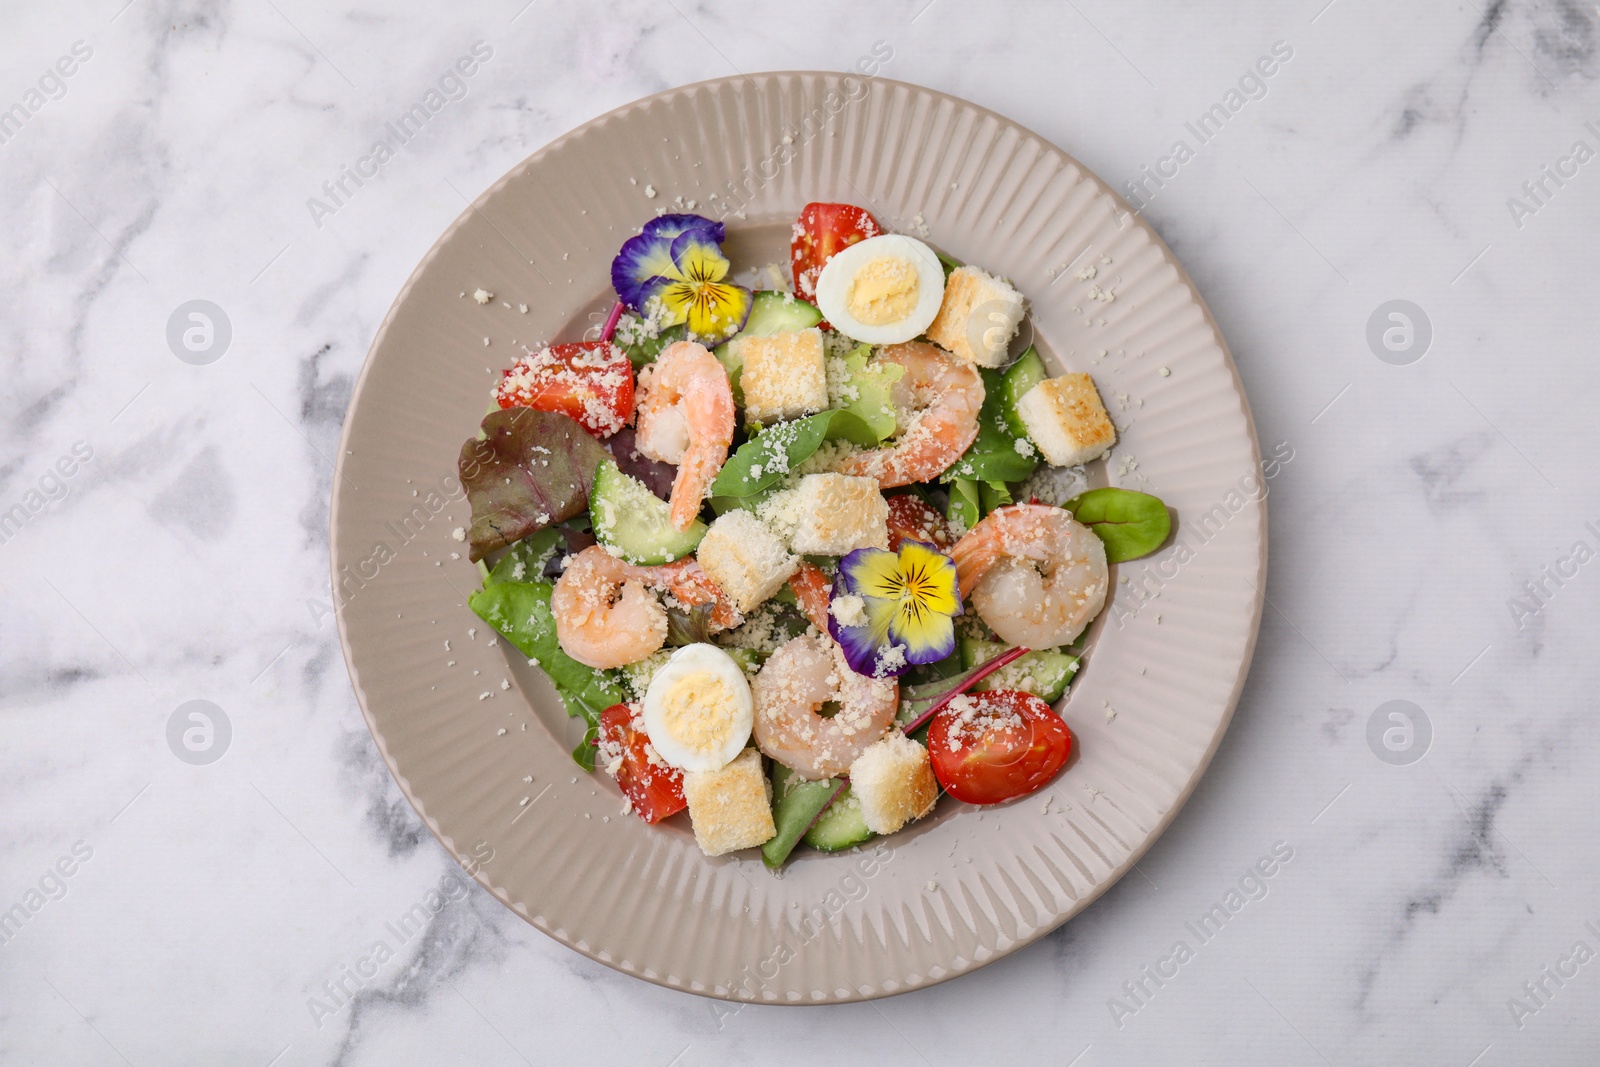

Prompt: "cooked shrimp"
[950,504,1108,648]
[787,561,833,633]
[642,555,742,630]
[551,546,670,669]
[752,633,899,780]
[633,340,735,530]
[837,341,983,488]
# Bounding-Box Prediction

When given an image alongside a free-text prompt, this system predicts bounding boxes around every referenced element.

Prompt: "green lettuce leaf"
[833,344,904,442]
[483,528,563,587]
[665,601,715,646]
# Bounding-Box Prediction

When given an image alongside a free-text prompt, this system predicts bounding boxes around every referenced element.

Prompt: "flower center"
[894,561,939,623]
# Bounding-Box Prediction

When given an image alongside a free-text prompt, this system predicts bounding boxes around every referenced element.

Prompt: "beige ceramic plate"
[332,72,1266,1003]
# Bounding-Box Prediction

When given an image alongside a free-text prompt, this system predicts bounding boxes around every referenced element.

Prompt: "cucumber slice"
[590,459,706,565]
[616,322,686,368]
[763,765,843,868]
[1000,346,1048,440]
[737,289,826,337]
[958,634,1079,703]
[713,291,825,400]
[803,784,874,852]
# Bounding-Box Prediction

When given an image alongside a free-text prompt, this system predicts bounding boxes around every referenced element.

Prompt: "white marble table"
[3,1,1597,1063]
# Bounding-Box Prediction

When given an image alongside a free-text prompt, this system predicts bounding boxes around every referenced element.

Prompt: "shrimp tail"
[669,463,708,530]
[636,557,742,630]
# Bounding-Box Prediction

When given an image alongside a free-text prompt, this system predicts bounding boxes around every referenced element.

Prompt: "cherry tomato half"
[790,202,882,303]
[598,703,685,824]
[885,494,953,552]
[495,340,633,438]
[927,690,1072,805]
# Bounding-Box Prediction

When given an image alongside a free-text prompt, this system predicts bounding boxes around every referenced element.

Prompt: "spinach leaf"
[708,493,759,517]
[1063,487,1172,563]
[979,479,1012,514]
[458,408,610,562]
[941,367,1038,484]
[946,477,981,533]
[710,409,877,498]
[763,765,844,869]
[945,476,1013,534]
[468,577,627,771]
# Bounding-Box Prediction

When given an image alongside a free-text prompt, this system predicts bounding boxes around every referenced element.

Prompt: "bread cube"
[683,747,776,856]
[695,510,797,614]
[1015,373,1117,467]
[848,732,938,835]
[924,265,1026,368]
[789,473,889,556]
[739,328,829,425]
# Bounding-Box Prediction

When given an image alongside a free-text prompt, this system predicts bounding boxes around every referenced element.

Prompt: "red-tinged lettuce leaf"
[559,525,597,558]
[665,601,715,647]
[459,408,611,561]
[607,424,676,502]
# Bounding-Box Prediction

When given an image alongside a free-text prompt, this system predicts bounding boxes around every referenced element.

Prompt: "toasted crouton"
[695,510,797,614]
[924,265,1026,368]
[1015,373,1116,467]
[848,732,938,835]
[739,328,829,425]
[789,473,889,556]
[683,747,776,856]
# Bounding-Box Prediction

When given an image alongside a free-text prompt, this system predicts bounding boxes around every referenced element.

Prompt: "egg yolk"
[846,257,919,326]
[658,670,740,754]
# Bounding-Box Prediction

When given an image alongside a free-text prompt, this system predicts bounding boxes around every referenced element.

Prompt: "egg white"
[641,643,754,773]
[814,233,946,346]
